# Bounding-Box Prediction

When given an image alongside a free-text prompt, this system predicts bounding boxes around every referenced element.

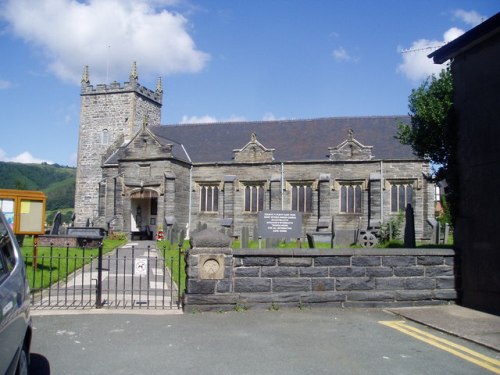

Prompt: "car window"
[0,219,16,274]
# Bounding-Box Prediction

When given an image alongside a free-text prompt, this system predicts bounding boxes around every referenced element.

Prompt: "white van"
[0,210,32,374]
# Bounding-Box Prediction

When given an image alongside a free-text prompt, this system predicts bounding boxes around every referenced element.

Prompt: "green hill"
[0,161,76,223]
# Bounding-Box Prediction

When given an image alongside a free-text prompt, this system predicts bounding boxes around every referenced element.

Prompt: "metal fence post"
[96,242,103,308]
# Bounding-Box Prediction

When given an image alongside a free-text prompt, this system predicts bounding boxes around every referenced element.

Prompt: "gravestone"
[242,227,249,248]
[404,204,416,248]
[50,211,62,235]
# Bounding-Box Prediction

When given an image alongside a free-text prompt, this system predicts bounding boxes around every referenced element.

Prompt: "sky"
[0,0,498,167]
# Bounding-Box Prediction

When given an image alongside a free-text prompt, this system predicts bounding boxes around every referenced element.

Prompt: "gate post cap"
[190,229,232,248]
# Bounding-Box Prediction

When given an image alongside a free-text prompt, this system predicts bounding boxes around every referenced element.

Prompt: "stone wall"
[184,230,457,311]
[189,159,433,241]
[75,77,162,227]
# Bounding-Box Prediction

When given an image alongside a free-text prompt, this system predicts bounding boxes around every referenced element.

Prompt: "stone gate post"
[184,229,236,311]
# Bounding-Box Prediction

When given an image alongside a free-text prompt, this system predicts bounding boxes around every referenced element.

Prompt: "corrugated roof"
[149,116,416,163]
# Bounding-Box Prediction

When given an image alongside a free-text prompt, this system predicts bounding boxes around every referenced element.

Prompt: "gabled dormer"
[328,129,373,161]
[233,133,275,163]
[121,117,173,160]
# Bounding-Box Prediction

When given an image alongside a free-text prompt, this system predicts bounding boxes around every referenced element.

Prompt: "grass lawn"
[21,236,127,291]
[156,240,187,294]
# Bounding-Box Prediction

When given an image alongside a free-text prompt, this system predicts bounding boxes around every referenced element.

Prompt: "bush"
[377,211,405,244]
[108,231,127,241]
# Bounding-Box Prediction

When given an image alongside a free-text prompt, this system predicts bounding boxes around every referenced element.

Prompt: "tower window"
[101,129,109,145]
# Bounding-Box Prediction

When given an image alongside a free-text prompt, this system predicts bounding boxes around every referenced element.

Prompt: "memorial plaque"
[258,210,303,239]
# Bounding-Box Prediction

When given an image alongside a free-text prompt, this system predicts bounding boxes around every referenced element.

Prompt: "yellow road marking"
[379,320,500,374]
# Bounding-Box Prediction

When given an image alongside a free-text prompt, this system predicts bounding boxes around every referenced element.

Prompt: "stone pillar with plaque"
[184,229,236,311]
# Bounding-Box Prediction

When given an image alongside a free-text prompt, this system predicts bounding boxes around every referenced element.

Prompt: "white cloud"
[453,9,484,27]
[0,149,53,164]
[262,112,286,121]
[181,115,218,124]
[332,47,351,62]
[397,27,464,82]
[0,0,210,84]
[0,79,12,89]
[180,114,247,124]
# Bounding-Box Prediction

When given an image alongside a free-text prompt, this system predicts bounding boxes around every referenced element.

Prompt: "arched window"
[101,129,109,145]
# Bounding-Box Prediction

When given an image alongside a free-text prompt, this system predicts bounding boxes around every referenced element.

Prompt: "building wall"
[188,159,432,242]
[451,31,500,314]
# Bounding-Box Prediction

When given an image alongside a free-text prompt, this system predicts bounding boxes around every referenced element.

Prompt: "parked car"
[0,210,32,374]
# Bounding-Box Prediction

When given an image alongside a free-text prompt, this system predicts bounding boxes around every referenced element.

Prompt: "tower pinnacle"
[155,77,163,94]
[81,65,90,85]
[129,61,138,82]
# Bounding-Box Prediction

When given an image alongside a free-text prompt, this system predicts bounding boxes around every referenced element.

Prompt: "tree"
[397,68,457,223]
[397,68,453,180]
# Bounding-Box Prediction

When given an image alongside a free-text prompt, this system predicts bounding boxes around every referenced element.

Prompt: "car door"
[0,213,26,374]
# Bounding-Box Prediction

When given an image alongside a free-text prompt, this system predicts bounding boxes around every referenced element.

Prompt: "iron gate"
[26,242,182,310]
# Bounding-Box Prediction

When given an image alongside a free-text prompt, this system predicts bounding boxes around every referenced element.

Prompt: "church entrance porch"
[130,190,158,240]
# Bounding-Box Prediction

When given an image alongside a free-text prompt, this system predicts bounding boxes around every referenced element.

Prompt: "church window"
[101,129,109,145]
[200,185,219,212]
[244,184,264,212]
[340,184,362,213]
[291,184,313,213]
[391,183,413,212]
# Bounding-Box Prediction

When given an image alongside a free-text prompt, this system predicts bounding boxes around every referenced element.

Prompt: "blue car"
[0,210,32,374]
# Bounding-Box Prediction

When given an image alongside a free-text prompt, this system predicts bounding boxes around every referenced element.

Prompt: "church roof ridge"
[160,114,409,128]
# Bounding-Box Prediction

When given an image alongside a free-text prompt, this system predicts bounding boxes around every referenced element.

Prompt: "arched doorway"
[130,189,158,240]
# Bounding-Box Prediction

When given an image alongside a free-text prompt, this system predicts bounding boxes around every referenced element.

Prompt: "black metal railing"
[25,243,182,310]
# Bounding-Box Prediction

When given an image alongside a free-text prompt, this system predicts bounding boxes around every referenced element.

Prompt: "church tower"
[74,62,163,226]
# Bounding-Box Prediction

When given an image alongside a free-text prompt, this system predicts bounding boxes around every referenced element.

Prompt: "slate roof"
[148,116,417,163]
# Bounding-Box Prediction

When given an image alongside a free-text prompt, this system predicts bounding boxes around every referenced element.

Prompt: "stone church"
[74,63,435,244]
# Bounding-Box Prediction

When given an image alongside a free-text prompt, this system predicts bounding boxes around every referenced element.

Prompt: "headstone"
[404,204,416,248]
[85,218,91,227]
[70,212,76,227]
[242,227,249,248]
[178,229,186,247]
[50,211,62,235]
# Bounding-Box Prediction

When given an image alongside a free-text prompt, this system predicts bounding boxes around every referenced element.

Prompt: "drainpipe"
[281,162,284,211]
[380,160,384,224]
[182,144,193,239]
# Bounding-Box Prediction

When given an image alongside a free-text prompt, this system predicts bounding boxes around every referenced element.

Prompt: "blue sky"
[0,0,497,166]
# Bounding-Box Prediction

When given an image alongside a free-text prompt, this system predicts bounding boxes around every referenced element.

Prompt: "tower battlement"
[80,62,163,104]
[81,80,163,105]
